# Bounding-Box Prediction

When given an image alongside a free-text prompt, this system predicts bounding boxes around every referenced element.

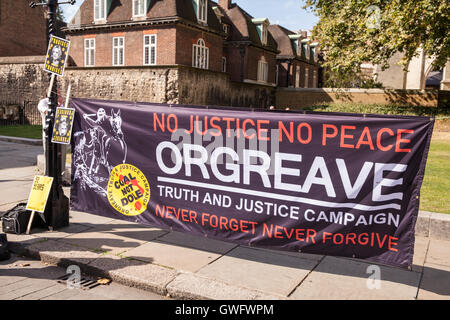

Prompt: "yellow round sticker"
[107,164,150,216]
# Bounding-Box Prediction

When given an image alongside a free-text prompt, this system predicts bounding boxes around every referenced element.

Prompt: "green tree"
[305,0,450,84]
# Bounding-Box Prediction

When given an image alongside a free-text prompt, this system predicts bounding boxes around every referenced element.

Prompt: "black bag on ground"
[0,233,10,261]
[0,203,46,234]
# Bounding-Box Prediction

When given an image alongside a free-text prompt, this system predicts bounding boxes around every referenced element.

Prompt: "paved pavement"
[0,254,167,300]
[0,140,449,300]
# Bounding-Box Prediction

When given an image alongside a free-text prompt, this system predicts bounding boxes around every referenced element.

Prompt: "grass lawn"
[0,125,42,139]
[420,132,450,214]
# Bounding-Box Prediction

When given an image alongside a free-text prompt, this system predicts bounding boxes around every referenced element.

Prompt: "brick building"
[65,0,225,72]
[0,0,47,57]
[64,0,279,86]
[214,0,278,85]
[268,24,320,88]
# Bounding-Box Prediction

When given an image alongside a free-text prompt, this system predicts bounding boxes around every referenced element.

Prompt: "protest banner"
[70,98,434,268]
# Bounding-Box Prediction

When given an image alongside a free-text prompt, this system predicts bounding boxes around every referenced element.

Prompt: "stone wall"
[0,56,48,103]
[61,66,178,103]
[177,66,275,108]
[0,57,275,109]
[61,65,275,108]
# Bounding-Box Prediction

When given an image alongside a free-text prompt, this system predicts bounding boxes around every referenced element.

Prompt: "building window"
[291,40,299,55]
[313,70,317,88]
[253,19,270,46]
[133,0,146,18]
[303,43,310,60]
[275,64,279,86]
[261,25,268,45]
[94,0,107,21]
[193,39,209,69]
[143,34,157,65]
[295,66,300,88]
[223,24,229,34]
[304,67,309,88]
[84,38,95,67]
[195,0,208,24]
[256,24,268,45]
[222,57,227,73]
[113,37,125,66]
[257,56,269,83]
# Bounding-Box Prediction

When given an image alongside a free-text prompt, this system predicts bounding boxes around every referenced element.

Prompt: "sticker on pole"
[26,176,54,213]
[44,35,70,77]
[52,107,75,144]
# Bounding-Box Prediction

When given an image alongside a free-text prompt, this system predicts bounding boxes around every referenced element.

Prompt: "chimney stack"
[219,0,232,10]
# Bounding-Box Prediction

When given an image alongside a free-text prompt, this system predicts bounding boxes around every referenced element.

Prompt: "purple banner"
[70,98,434,268]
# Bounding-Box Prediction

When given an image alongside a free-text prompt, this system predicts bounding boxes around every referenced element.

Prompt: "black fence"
[0,100,41,126]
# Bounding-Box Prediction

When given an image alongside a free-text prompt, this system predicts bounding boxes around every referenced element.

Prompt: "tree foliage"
[305,0,450,76]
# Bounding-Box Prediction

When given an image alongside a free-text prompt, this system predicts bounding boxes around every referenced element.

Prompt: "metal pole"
[30,0,76,230]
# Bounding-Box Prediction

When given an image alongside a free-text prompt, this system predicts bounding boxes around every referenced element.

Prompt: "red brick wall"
[246,46,277,84]
[277,60,319,88]
[176,25,224,73]
[67,26,177,67]
[227,46,246,82]
[68,24,226,69]
[0,0,46,56]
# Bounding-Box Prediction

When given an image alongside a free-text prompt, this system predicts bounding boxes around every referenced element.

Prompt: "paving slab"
[30,223,94,240]
[40,288,93,300]
[411,236,430,272]
[88,254,177,295]
[122,239,230,273]
[68,210,116,225]
[0,275,28,287]
[167,273,283,300]
[424,238,450,267]
[0,185,32,206]
[0,278,58,300]
[249,246,323,262]
[0,166,40,179]
[0,253,167,300]
[16,284,68,300]
[60,222,167,255]
[0,177,34,189]
[157,231,238,254]
[429,213,450,241]
[25,239,102,267]
[197,246,319,297]
[290,256,421,300]
[0,202,21,213]
[415,211,431,237]
[417,263,450,299]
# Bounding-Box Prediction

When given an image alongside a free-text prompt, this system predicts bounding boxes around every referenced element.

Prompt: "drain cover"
[56,273,101,290]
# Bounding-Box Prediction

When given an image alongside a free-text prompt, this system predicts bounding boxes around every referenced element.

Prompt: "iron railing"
[0,100,41,126]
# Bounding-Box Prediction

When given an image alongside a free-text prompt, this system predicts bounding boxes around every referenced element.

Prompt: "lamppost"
[29,0,76,230]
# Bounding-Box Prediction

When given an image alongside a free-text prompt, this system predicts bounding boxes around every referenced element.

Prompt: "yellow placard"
[26,175,54,213]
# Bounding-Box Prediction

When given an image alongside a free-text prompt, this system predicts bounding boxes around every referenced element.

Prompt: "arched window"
[193,39,209,69]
